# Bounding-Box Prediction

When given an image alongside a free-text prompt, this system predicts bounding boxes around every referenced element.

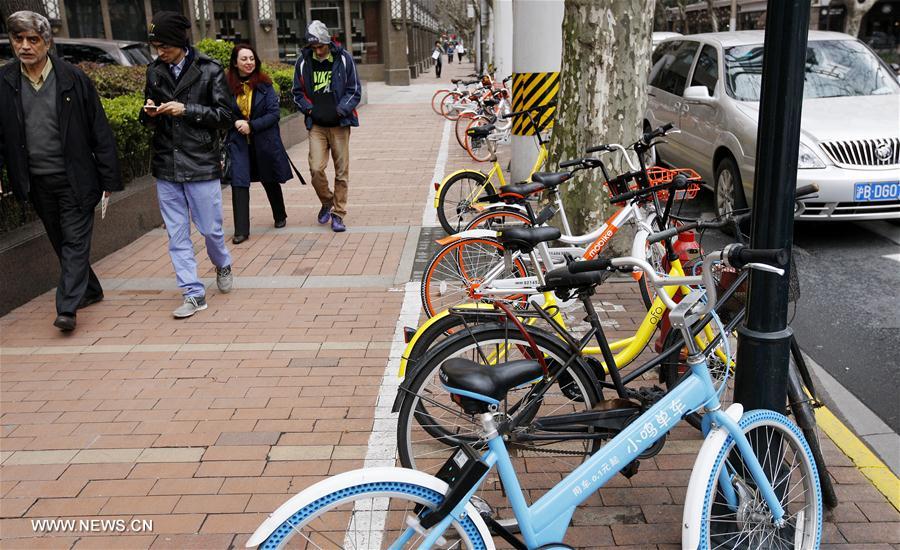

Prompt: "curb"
[804,350,900,510]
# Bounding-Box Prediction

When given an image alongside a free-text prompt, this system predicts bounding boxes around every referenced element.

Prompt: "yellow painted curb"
[815,404,900,510]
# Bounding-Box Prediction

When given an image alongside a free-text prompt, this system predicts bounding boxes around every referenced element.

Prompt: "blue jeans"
[156,179,232,298]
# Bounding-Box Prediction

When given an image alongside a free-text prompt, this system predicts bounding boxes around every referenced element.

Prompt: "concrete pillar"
[510,0,563,182]
[343,0,353,56]
[382,0,410,85]
[56,0,70,37]
[100,0,113,39]
[493,0,512,79]
[249,0,279,62]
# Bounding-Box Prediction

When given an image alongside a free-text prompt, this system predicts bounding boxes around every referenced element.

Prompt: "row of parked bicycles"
[431,73,515,163]
[246,88,836,548]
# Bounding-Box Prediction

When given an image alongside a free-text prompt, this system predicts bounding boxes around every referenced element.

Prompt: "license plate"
[854,181,900,202]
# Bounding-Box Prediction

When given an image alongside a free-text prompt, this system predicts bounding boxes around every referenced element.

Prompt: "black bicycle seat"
[482,98,499,107]
[539,264,610,293]
[498,181,544,198]
[440,358,543,413]
[497,226,561,254]
[467,124,495,138]
[531,172,572,188]
[451,78,462,84]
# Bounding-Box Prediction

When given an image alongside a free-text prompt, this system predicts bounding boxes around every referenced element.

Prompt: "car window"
[649,41,699,96]
[122,44,151,65]
[725,39,900,101]
[0,41,13,65]
[57,44,117,65]
[690,45,718,96]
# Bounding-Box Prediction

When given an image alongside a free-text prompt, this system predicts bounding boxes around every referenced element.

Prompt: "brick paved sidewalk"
[2,60,898,549]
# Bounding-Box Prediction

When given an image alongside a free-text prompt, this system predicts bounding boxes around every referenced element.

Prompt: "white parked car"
[652,31,682,49]
[645,30,900,221]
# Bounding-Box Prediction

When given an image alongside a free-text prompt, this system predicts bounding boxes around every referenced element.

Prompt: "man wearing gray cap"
[292,20,361,233]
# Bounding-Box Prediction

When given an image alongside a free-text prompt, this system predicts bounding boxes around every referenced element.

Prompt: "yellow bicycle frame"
[432,143,549,211]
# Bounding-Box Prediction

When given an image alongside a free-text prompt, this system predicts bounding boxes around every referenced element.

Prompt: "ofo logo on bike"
[31,518,153,533]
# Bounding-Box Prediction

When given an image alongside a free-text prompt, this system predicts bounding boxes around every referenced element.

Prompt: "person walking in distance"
[432,41,443,78]
[292,20,360,232]
[456,41,465,62]
[446,42,454,64]
[224,44,294,245]
[0,11,122,332]
[140,11,235,318]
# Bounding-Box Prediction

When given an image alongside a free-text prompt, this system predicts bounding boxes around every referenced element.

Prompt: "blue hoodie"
[292,43,361,131]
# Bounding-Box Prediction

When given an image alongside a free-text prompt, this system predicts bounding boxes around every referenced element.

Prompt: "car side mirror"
[684,85,712,102]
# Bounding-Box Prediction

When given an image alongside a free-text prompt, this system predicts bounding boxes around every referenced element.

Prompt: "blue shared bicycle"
[248,243,822,549]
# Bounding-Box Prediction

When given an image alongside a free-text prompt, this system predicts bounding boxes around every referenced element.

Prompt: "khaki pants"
[309,125,350,218]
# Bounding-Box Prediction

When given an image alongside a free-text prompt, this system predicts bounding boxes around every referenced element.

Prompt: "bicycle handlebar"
[641,122,675,145]
[726,245,788,269]
[500,100,557,120]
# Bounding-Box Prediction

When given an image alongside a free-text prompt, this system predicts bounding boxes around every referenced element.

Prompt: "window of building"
[67,0,105,38]
[215,0,251,43]
[110,0,148,42]
[350,0,382,64]
[277,0,307,62]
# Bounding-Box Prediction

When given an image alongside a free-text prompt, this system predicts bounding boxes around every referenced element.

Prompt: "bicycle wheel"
[786,353,838,510]
[691,410,822,549]
[440,91,464,121]
[402,311,506,382]
[464,208,531,231]
[436,170,495,235]
[455,112,479,150]
[421,237,530,318]
[251,469,490,549]
[466,118,495,163]
[431,88,450,115]
[397,326,601,523]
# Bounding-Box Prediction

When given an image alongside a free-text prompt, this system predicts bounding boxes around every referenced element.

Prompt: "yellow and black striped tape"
[511,71,559,136]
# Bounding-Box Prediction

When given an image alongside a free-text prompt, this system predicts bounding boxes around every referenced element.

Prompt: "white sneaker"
[216,265,233,294]
[173,295,207,318]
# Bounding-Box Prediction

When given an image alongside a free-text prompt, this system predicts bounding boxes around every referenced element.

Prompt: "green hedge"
[196,38,232,67]
[80,63,146,97]
[101,93,153,184]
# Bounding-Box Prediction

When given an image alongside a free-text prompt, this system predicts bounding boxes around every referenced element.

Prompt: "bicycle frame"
[411,260,789,549]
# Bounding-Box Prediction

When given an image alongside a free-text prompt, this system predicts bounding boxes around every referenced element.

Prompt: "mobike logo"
[585,225,619,259]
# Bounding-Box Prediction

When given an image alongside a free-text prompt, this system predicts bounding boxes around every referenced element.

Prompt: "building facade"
[9,0,441,84]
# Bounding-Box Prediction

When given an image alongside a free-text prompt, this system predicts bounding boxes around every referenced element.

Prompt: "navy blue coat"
[291,43,361,131]
[225,81,293,188]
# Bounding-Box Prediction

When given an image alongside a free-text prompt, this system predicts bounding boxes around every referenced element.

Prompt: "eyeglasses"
[150,42,178,51]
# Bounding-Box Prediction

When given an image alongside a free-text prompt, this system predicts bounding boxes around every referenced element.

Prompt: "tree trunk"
[706,0,719,32]
[841,0,877,37]
[0,0,48,20]
[677,0,689,34]
[549,0,656,238]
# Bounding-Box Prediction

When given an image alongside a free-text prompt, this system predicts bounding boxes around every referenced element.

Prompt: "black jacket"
[0,55,122,211]
[140,48,233,182]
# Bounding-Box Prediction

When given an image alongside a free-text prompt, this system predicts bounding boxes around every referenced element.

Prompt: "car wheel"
[714,156,747,218]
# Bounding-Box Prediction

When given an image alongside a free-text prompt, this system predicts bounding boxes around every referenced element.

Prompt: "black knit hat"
[148,11,191,48]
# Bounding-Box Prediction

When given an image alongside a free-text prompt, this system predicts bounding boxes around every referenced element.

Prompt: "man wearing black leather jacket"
[140,11,235,318]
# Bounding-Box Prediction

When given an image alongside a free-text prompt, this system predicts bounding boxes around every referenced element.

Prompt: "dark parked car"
[0,38,152,66]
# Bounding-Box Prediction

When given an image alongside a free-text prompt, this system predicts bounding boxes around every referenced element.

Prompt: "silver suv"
[645,30,900,221]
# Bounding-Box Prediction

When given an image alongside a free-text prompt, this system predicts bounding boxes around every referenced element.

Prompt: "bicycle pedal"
[620,459,640,479]
[634,385,666,405]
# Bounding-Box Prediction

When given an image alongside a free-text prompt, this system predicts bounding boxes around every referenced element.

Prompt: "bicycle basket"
[644,167,702,201]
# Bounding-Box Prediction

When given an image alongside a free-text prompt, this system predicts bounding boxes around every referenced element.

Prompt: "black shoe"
[274,218,287,228]
[77,293,104,309]
[317,204,332,224]
[53,314,76,332]
[232,235,249,244]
